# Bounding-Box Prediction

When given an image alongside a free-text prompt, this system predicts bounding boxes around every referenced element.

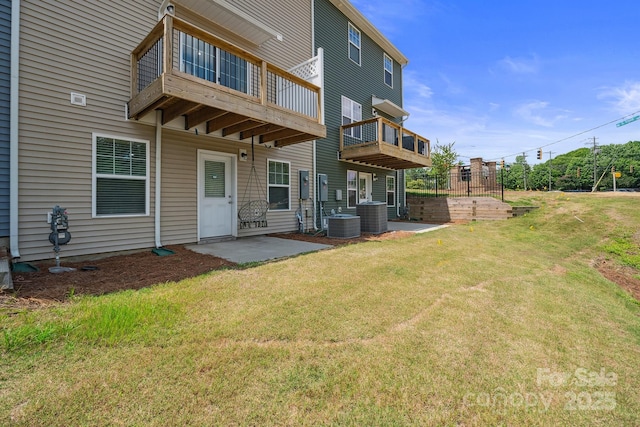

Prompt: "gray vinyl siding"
[18,1,158,260]
[160,129,312,244]
[314,0,404,219]
[17,0,313,261]
[177,0,312,69]
[0,0,10,237]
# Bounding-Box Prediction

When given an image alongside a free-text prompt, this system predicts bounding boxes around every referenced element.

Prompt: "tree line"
[500,140,640,191]
[406,140,640,191]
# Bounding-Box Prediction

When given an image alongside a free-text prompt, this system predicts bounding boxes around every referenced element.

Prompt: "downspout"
[399,60,408,219]
[154,111,162,248]
[9,0,21,258]
[397,170,400,217]
[311,0,318,229]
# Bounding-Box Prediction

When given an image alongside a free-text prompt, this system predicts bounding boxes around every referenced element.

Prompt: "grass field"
[1,192,639,426]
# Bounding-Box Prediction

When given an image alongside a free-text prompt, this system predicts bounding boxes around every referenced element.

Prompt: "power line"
[481,109,640,162]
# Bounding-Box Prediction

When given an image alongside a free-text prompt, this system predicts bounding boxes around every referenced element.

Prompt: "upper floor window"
[342,96,362,139]
[348,23,361,65]
[384,54,393,87]
[93,134,149,217]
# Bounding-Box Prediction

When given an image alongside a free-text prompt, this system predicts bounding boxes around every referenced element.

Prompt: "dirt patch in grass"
[595,257,640,302]
[1,230,416,309]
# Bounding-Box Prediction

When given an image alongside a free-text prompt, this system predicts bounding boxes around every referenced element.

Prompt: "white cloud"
[403,72,433,100]
[598,81,640,114]
[498,55,540,74]
[438,73,464,96]
[514,101,569,127]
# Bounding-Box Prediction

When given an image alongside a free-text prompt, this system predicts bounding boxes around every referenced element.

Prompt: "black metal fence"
[406,171,504,201]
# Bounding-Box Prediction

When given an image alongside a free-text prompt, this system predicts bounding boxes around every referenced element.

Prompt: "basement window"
[386,176,395,206]
[268,159,290,210]
[93,134,149,217]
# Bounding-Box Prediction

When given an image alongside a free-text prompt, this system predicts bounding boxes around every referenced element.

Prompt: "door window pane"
[347,170,357,208]
[205,160,225,198]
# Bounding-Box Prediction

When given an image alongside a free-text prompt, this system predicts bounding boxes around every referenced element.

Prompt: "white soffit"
[372,96,409,118]
[173,0,283,45]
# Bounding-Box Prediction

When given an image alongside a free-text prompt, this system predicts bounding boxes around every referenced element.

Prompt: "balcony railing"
[340,117,431,169]
[128,15,325,146]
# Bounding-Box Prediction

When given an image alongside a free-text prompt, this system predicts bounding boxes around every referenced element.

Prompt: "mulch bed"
[3,245,235,306]
[0,230,414,308]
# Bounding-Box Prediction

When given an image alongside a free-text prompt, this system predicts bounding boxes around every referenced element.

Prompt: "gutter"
[9,0,20,258]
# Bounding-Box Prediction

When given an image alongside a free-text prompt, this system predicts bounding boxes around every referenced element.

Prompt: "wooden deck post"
[164,15,173,75]
[260,61,268,105]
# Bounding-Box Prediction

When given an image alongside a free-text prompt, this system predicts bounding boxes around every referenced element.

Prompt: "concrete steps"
[407,197,513,222]
[0,247,13,290]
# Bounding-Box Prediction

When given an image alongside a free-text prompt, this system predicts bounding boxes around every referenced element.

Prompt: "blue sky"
[350,0,640,164]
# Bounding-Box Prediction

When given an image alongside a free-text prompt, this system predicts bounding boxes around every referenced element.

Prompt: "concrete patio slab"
[387,221,448,233]
[186,236,332,264]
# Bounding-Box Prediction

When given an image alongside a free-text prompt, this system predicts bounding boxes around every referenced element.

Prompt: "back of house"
[12,0,326,261]
[312,0,431,227]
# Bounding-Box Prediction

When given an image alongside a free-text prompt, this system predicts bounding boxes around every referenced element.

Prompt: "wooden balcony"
[128,15,325,146]
[340,117,431,169]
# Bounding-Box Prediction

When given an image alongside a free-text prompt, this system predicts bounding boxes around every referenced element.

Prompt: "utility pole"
[548,151,554,191]
[590,137,599,192]
[522,152,528,191]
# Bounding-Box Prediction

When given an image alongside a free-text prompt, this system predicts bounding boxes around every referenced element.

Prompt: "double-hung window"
[348,23,361,65]
[386,176,396,206]
[342,96,362,139]
[268,160,290,210]
[384,53,393,87]
[93,134,149,216]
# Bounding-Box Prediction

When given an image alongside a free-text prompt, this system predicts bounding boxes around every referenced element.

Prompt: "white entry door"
[198,151,235,239]
[358,172,373,204]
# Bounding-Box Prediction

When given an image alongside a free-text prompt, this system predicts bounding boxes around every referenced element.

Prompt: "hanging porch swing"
[238,137,269,229]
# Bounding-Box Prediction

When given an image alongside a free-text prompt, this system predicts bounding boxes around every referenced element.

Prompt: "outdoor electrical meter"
[299,170,309,200]
[318,173,328,202]
[48,205,71,246]
[47,205,74,273]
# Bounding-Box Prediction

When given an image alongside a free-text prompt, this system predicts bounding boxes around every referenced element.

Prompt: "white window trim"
[348,22,361,66]
[386,175,396,207]
[342,95,362,140]
[384,53,393,88]
[267,158,291,211]
[92,132,150,218]
[347,169,358,209]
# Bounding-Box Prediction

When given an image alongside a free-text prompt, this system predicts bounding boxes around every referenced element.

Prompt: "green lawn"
[2,192,639,426]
